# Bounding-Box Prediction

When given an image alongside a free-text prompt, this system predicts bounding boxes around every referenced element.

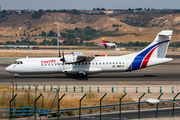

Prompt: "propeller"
[60,51,65,65]
[59,49,61,57]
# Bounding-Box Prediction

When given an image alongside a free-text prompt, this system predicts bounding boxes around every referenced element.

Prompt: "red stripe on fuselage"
[141,46,158,68]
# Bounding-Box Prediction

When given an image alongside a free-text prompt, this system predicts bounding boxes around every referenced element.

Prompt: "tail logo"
[128,40,170,70]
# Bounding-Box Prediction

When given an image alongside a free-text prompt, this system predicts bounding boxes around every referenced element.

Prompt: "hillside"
[1,12,180,44]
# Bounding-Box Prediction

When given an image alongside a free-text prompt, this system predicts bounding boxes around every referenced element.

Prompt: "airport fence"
[15,84,180,94]
[1,90,180,120]
[1,82,180,119]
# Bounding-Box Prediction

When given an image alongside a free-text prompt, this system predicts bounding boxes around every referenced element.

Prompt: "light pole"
[146,98,180,118]
[147,98,180,106]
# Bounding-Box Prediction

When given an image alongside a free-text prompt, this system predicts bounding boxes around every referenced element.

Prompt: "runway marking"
[118,81,127,85]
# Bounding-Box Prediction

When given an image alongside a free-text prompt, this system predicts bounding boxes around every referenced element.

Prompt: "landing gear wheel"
[79,73,87,78]
[80,73,84,78]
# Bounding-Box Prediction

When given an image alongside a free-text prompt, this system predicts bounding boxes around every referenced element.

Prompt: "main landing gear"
[79,71,87,78]
[79,73,88,78]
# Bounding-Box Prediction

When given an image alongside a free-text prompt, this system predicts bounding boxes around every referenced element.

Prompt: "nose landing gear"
[14,74,19,78]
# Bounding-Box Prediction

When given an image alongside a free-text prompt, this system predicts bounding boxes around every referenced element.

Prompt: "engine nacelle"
[64,55,78,63]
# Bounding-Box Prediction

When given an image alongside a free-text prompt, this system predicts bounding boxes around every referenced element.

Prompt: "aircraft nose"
[5,66,11,72]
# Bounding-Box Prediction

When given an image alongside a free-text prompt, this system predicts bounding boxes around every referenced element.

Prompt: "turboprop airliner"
[6,30,173,78]
[102,38,117,48]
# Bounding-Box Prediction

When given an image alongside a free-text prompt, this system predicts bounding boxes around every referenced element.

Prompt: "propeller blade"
[62,51,65,65]
[59,49,61,57]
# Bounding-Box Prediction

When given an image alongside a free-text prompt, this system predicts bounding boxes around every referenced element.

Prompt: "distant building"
[104,11,114,14]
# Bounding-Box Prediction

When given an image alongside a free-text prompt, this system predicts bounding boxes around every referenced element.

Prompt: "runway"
[0,59,180,86]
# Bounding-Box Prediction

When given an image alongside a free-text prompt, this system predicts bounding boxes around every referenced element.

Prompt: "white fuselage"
[105,43,117,48]
[6,56,128,75]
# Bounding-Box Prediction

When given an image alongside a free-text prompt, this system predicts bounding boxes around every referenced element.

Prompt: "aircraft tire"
[79,73,87,78]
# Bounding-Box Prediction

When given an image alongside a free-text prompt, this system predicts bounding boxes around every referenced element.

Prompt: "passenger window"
[41,64,43,66]
[52,64,53,66]
[92,63,94,65]
[89,62,91,65]
[48,63,50,66]
[82,63,84,65]
[113,62,115,64]
[45,64,47,66]
[55,63,56,66]
[109,62,111,65]
[96,62,98,65]
[106,62,108,65]
[85,63,87,65]
[103,62,105,65]
[99,62,101,65]
[78,63,80,65]
[119,62,121,64]
[116,62,118,64]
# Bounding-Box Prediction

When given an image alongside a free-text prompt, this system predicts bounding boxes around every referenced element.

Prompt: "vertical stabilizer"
[127,30,173,71]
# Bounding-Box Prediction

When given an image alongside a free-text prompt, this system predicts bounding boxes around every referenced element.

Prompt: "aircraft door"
[127,58,132,70]
[58,63,63,72]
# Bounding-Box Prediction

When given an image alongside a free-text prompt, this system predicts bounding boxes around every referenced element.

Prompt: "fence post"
[58,94,66,120]
[156,93,163,118]
[124,87,126,93]
[66,86,68,92]
[51,85,53,91]
[100,93,107,120]
[138,93,146,119]
[34,94,42,120]
[43,85,45,91]
[119,93,127,120]
[136,87,138,93]
[148,87,150,93]
[25,90,30,120]
[10,94,17,120]
[97,87,100,92]
[172,92,180,117]
[29,84,31,91]
[112,87,114,93]
[15,84,17,90]
[172,87,174,93]
[58,85,60,92]
[81,86,83,93]
[22,84,24,90]
[74,86,76,92]
[79,94,87,120]
[160,87,162,93]
[89,87,91,92]
[36,85,38,91]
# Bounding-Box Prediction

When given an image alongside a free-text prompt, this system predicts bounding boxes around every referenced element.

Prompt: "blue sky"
[1,0,180,10]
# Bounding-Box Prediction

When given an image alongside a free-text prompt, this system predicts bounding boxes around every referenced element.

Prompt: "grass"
[0,90,135,118]
[0,88,176,118]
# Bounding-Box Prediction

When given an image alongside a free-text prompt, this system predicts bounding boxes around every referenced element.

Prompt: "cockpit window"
[13,61,23,64]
